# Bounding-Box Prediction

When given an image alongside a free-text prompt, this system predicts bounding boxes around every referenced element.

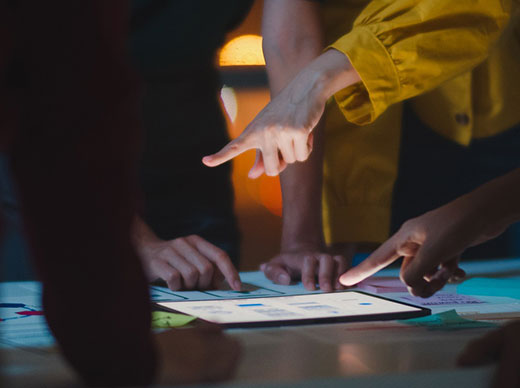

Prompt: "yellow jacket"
[321,0,520,244]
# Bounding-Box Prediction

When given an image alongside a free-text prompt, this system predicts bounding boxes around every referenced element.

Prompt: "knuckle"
[265,125,278,137]
[400,271,412,286]
[401,219,415,230]
[264,264,275,275]
[228,141,243,151]
[333,255,347,264]
[166,271,180,284]
[185,268,198,283]
[215,251,230,262]
[318,254,331,264]
[201,262,213,275]
[303,255,315,265]
[164,246,177,256]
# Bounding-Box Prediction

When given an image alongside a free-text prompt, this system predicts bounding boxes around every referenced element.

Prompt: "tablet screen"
[157,291,429,328]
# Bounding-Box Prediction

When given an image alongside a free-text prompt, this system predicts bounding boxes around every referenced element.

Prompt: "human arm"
[458,320,520,388]
[203,0,509,174]
[256,0,352,291]
[133,216,241,291]
[340,168,520,297]
[9,2,159,385]
[203,46,359,175]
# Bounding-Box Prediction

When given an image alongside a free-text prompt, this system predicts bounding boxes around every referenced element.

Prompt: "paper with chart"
[3,261,520,349]
[0,282,54,348]
[149,271,324,302]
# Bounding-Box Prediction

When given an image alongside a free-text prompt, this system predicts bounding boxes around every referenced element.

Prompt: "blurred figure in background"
[0,1,240,385]
[1,0,253,291]
[131,0,252,290]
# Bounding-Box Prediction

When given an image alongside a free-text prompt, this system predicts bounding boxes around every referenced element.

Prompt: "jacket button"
[455,113,470,125]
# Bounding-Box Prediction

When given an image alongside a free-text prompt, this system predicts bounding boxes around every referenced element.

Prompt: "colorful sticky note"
[398,309,497,330]
[457,277,520,299]
[151,311,196,329]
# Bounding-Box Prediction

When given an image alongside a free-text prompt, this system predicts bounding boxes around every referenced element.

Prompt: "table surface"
[2,258,520,388]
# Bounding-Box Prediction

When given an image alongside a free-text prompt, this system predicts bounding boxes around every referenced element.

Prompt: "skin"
[340,168,520,297]
[202,46,360,175]
[155,325,241,385]
[458,321,520,388]
[230,0,356,291]
[133,216,242,291]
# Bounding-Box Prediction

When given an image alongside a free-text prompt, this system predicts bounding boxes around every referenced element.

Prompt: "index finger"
[187,235,241,291]
[339,236,401,286]
[202,136,254,167]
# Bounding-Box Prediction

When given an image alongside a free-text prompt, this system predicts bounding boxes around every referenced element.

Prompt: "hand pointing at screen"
[202,49,360,177]
[339,169,520,298]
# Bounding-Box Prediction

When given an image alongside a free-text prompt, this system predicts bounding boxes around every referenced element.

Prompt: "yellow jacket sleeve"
[330,0,511,125]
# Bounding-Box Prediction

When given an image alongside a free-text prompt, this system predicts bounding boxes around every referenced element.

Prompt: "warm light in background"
[259,177,283,217]
[222,87,283,218]
[219,34,265,66]
[217,1,282,269]
[220,86,238,123]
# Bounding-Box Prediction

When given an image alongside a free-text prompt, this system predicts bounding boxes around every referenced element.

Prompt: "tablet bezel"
[155,290,431,328]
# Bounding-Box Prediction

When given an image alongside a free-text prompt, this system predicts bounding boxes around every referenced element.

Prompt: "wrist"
[281,214,325,253]
[312,49,360,102]
[133,216,162,249]
[456,181,516,238]
[281,241,325,253]
[281,227,325,252]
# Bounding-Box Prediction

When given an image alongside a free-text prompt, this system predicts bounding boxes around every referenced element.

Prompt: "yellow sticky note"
[152,311,196,328]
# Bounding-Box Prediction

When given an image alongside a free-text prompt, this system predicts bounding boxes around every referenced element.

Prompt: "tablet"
[156,291,430,328]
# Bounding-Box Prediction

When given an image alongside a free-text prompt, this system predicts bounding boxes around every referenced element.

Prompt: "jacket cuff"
[328,26,400,126]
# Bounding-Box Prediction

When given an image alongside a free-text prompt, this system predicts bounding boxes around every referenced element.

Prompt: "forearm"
[465,168,520,231]
[133,215,161,247]
[263,0,325,249]
[277,51,359,248]
[262,0,325,95]
[263,0,358,249]
[280,122,325,250]
[14,2,157,384]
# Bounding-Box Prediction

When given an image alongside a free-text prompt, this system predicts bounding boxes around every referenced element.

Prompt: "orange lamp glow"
[219,34,265,66]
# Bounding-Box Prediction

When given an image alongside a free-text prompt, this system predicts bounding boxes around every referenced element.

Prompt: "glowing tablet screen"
[157,291,429,327]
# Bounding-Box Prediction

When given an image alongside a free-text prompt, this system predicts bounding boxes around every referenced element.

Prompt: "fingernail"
[260,263,266,271]
[278,274,290,284]
[233,280,242,290]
